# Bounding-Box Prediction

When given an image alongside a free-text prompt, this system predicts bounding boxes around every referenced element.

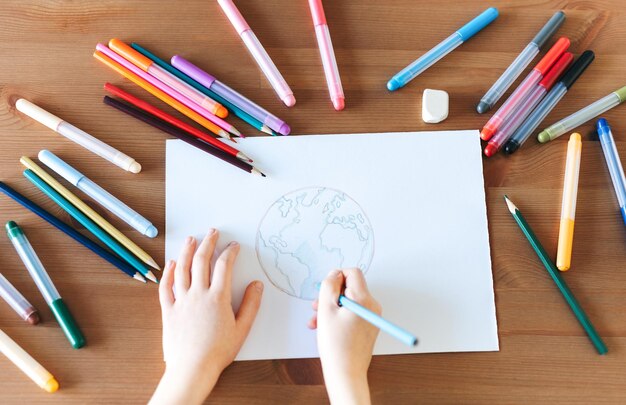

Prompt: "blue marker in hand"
[387,7,498,91]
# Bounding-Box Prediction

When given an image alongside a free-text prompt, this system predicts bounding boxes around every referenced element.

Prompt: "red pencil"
[103,83,251,162]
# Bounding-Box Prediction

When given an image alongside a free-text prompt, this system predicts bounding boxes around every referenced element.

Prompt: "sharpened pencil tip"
[146,271,159,283]
[503,195,517,214]
[134,273,147,283]
[147,259,161,271]
[261,125,273,135]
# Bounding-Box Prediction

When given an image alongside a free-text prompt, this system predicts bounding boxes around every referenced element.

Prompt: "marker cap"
[535,37,570,75]
[532,11,566,49]
[539,52,573,89]
[15,99,63,131]
[38,150,84,186]
[217,0,251,35]
[109,39,153,71]
[171,55,217,88]
[560,50,595,89]
[614,86,626,103]
[596,117,610,136]
[50,298,85,349]
[456,7,499,42]
[308,0,327,26]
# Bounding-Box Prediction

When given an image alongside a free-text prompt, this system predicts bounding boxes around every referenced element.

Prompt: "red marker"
[480,37,570,141]
[484,51,573,157]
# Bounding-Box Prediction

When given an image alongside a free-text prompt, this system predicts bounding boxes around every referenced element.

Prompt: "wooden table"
[1,1,625,403]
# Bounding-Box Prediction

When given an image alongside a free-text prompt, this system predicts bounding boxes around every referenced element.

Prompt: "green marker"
[6,221,85,349]
[538,86,626,143]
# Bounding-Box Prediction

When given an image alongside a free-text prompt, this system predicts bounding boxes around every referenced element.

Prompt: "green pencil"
[23,169,158,283]
[504,195,607,354]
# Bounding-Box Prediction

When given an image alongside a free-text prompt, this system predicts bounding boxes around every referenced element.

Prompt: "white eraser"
[422,89,449,124]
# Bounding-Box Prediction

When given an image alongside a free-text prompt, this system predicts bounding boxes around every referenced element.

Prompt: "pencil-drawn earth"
[256,187,374,300]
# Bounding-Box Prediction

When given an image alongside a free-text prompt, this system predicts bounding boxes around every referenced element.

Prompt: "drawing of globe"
[256,187,374,300]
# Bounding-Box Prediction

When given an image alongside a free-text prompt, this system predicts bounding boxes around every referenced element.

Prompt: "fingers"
[175,236,196,293]
[235,281,264,341]
[190,229,218,290]
[343,268,381,314]
[210,241,240,300]
[318,270,344,310]
[158,260,176,308]
[307,315,317,329]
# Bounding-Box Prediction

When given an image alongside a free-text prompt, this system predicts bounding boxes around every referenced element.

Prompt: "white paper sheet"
[166,131,498,360]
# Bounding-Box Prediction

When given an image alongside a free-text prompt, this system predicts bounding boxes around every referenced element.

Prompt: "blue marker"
[597,119,626,226]
[387,7,498,91]
[38,150,158,238]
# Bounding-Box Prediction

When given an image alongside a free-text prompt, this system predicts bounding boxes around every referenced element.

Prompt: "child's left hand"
[150,228,264,405]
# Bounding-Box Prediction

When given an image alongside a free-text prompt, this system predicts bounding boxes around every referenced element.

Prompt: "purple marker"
[171,55,290,136]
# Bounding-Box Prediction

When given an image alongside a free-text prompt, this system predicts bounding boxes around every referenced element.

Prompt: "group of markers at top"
[386,8,626,158]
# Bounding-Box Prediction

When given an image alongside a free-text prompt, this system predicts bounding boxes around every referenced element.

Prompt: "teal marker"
[6,221,85,349]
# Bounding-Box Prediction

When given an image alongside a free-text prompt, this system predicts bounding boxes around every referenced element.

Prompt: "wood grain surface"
[1,0,626,403]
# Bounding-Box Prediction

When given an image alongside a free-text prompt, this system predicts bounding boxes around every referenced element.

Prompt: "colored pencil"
[103,83,251,162]
[0,182,146,282]
[93,50,231,141]
[504,195,607,354]
[22,169,158,283]
[130,42,275,135]
[20,156,161,271]
[104,96,265,177]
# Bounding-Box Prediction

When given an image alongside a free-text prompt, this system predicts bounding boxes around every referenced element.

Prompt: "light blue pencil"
[338,294,418,347]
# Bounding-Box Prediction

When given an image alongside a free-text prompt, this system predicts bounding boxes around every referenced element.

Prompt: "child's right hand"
[309,268,381,405]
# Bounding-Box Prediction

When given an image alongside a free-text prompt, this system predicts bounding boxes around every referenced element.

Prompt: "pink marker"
[95,43,239,139]
[218,0,295,107]
[480,37,570,141]
[309,0,344,111]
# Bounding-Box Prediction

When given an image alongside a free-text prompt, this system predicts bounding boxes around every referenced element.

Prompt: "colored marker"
[22,169,158,283]
[171,55,291,135]
[0,274,39,325]
[480,37,570,141]
[218,0,296,107]
[538,86,626,143]
[6,221,85,349]
[0,181,146,283]
[504,196,607,355]
[505,50,595,154]
[38,150,158,238]
[484,52,573,157]
[19,157,161,272]
[387,7,498,91]
[308,0,345,110]
[93,50,231,140]
[130,42,275,136]
[596,119,626,226]
[477,11,565,113]
[0,328,58,393]
[108,39,227,119]
[15,99,141,173]
[557,133,582,271]
[97,43,239,139]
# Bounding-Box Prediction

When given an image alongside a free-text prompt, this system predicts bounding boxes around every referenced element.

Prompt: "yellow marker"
[0,328,58,393]
[557,133,582,271]
[20,157,160,270]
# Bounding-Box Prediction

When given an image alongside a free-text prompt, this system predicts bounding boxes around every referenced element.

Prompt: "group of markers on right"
[387,8,626,355]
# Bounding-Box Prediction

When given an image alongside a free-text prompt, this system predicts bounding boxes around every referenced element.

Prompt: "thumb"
[235,281,264,342]
[319,270,344,310]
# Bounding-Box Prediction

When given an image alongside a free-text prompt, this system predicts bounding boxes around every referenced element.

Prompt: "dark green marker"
[6,221,85,349]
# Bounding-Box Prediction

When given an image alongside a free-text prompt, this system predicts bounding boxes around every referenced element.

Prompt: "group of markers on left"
[0,0,350,393]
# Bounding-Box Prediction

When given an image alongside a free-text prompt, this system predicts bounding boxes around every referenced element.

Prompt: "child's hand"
[309,268,381,405]
[150,229,264,405]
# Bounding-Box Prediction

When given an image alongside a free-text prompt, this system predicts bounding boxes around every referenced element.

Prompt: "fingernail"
[165,259,175,270]
[328,270,342,279]
[255,281,264,292]
[186,236,194,245]
[208,228,216,235]
[229,241,239,247]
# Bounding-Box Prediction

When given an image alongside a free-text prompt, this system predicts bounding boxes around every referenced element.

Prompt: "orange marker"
[107,39,228,119]
[93,50,230,140]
